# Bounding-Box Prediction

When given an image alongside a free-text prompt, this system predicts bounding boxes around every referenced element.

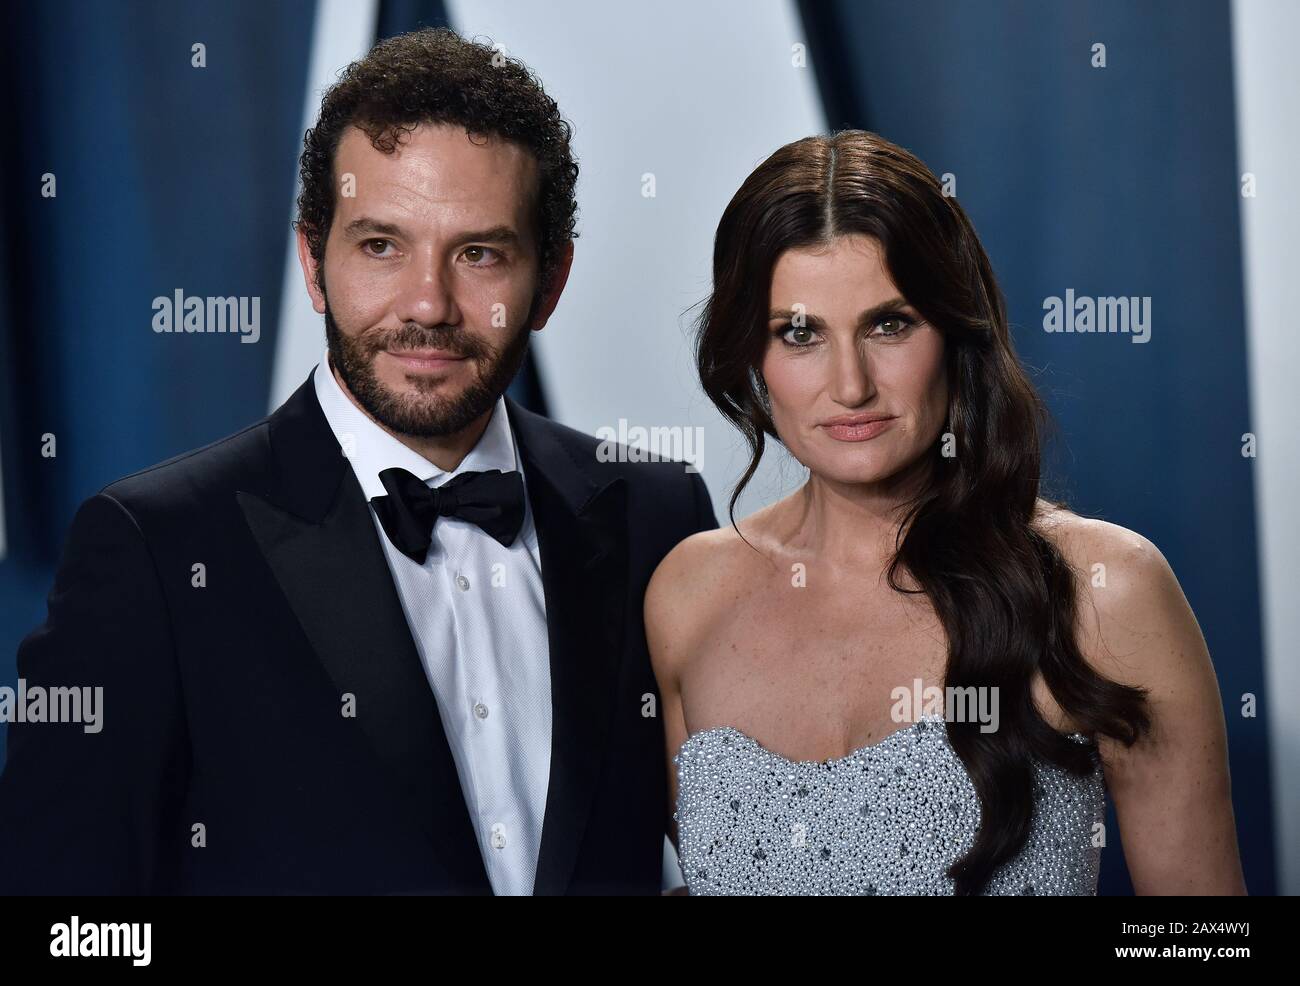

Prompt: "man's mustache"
[362,325,490,360]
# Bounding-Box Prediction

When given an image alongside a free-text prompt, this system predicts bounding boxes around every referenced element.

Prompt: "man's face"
[299,121,547,437]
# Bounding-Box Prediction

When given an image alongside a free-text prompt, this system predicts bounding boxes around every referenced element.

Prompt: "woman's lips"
[821,417,896,442]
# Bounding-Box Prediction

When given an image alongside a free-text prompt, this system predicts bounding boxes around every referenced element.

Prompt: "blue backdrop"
[799,0,1273,894]
[0,0,1278,894]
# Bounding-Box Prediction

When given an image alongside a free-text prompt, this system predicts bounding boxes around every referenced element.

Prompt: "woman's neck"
[782,456,933,573]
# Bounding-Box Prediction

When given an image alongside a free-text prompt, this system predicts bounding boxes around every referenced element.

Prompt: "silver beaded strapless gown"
[673,713,1105,895]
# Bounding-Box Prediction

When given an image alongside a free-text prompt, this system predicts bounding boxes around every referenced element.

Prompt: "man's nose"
[393,247,462,328]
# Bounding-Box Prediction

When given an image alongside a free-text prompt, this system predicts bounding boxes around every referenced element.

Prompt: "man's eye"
[461,246,501,266]
[777,323,817,347]
[363,239,394,257]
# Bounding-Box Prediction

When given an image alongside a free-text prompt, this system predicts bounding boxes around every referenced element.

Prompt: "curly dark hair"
[293,27,579,294]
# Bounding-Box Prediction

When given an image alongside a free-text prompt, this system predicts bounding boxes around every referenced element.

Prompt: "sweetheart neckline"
[676,715,945,769]
[675,714,1092,770]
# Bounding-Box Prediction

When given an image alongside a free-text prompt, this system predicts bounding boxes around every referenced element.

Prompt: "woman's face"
[760,234,949,488]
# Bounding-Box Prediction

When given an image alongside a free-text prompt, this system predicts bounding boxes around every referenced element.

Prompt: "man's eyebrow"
[767,297,914,325]
[341,218,522,247]
[342,217,406,239]
[450,225,522,247]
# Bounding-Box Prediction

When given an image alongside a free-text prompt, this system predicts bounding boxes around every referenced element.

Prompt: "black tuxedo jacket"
[0,376,718,894]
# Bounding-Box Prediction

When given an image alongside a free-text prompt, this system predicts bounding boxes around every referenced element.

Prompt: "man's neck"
[330,361,492,474]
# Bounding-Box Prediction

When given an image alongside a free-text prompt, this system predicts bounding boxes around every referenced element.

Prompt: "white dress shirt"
[313,350,551,896]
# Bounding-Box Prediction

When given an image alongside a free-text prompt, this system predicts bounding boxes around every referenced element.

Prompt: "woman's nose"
[828,341,875,407]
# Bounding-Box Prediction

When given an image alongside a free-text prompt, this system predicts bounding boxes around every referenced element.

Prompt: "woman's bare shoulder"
[1032,498,1166,596]
[1032,498,1195,694]
[1030,509,1241,892]
[645,525,757,625]
[644,517,775,681]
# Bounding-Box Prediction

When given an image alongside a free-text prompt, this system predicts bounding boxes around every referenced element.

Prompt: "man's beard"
[323,296,535,438]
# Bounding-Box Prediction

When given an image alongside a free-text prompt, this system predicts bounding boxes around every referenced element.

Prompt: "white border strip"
[444,0,826,892]
[270,0,381,409]
[1231,0,1300,895]
[442,0,824,531]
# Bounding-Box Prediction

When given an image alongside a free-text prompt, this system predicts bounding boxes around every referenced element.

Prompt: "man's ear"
[529,240,575,332]
[295,226,327,315]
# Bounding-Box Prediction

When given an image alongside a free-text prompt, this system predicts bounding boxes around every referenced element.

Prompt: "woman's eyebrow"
[767,297,912,324]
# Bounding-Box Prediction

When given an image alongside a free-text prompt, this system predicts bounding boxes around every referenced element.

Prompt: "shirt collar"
[312,348,521,502]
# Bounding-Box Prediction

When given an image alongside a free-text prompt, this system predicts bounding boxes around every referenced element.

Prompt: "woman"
[645,130,1246,895]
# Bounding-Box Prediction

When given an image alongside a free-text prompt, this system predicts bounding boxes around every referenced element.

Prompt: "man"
[0,28,716,894]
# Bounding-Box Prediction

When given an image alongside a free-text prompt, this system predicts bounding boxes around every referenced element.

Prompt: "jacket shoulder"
[98,412,276,515]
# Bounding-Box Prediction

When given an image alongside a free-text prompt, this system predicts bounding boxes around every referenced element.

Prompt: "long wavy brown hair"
[694,130,1150,895]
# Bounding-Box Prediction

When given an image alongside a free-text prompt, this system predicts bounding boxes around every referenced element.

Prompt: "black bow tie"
[370,466,526,564]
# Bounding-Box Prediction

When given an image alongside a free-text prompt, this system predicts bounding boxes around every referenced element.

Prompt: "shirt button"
[473,702,489,719]
[455,574,470,591]
[490,823,507,849]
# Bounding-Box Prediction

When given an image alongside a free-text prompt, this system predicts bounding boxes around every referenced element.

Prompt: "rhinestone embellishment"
[672,714,1104,895]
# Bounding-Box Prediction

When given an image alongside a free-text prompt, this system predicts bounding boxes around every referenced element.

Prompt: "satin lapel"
[505,398,629,896]
[236,377,492,895]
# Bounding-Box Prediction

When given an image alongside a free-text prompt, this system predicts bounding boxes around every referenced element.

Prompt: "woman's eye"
[874,316,914,336]
[779,324,816,347]
[462,246,500,266]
